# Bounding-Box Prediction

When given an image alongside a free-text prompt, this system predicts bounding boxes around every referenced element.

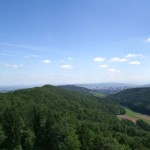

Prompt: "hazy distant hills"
[74,82,138,94]
[1,82,150,94]
[75,82,137,89]
[141,84,150,87]
[0,84,41,93]
[0,85,26,92]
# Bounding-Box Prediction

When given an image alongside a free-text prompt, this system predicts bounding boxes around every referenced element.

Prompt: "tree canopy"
[0,85,150,149]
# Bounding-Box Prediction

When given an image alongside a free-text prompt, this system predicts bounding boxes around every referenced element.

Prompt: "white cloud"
[42,59,51,64]
[129,61,141,65]
[146,38,150,42]
[100,64,108,68]
[4,64,24,68]
[67,57,73,60]
[60,65,73,69]
[110,57,127,62]
[126,53,144,58]
[12,65,19,68]
[94,57,106,62]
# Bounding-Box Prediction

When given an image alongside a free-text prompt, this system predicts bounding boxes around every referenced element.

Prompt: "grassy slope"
[118,107,150,124]
[90,91,106,97]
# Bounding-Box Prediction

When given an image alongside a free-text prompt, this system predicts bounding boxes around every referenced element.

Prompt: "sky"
[0,0,150,85]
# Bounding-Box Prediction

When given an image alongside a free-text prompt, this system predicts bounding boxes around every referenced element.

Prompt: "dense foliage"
[136,119,150,131]
[0,85,150,150]
[107,87,150,115]
[59,85,91,94]
[59,85,107,97]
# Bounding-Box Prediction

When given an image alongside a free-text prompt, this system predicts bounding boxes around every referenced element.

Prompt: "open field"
[91,91,106,97]
[117,107,150,124]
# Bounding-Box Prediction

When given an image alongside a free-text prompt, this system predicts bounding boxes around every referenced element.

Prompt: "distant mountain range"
[59,83,142,95]
[74,83,150,94]
[1,82,150,94]
[0,84,42,93]
[74,82,137,94]
[141,84,150,87]
[75,82,137,89]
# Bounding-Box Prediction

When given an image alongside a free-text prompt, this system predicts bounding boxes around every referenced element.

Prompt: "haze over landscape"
[1,1,150,150]
[1,0,150,86]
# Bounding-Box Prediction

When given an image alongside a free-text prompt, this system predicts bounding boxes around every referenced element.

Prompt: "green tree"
[59,130,81,150]
[1,107,22,149]
[136,119,150,131]
[21,129,35,150]
[0,124,6,145]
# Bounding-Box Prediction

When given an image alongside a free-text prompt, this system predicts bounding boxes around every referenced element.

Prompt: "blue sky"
[0,0,150,85]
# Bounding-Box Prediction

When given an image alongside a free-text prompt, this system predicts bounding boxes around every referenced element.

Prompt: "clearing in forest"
[117,107,150,124]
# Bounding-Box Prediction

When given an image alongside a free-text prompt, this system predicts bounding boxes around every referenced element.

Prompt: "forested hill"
[107,87,150,115]
[0,85,150,150]
[59,85,91,94]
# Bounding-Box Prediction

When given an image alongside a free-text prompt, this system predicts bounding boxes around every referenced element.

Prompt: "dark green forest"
[107,87,150,115]
[0,85,150,150]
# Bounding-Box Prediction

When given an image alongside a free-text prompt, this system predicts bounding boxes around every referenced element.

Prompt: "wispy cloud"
[94,57,106,62]
[42,59,51,64]
[126,53,144,58]
[4,64,24,68]
[146,38,150,42]
[60,65,73,69]
[110,57,127,62]
[0,42,47,51]
[67,57,73,60]
[129,61,141,65]
[99,64,108,68]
